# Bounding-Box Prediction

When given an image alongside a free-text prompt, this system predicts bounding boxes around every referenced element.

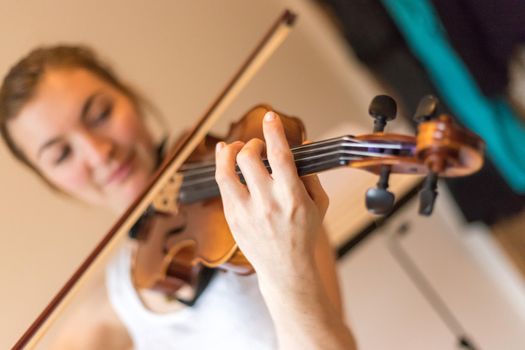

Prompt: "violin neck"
[177,135,413,204]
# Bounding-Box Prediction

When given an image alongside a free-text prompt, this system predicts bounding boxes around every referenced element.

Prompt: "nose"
[78,131,115,166]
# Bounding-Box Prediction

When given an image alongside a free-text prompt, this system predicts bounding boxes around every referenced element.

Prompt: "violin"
[13,10,483,348]
[129,95,484,302]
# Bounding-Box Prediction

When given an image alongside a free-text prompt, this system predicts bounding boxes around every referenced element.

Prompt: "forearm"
[258,258,357,350]
[314,227,344,318]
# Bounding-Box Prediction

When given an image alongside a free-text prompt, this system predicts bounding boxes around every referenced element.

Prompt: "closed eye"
[81,92,113,127]
[89,104,113,127]
[54,145,72,165]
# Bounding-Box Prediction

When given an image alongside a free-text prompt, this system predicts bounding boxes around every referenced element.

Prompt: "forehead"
[7,68,113,157]
[25,68,108,117]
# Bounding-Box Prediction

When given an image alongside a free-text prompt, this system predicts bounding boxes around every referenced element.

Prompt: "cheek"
[111,104,151,148]
[44,164,93,197]
[112,108,156,171]
[112,117,141,145]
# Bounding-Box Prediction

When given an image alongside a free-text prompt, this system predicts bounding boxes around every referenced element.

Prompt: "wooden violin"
[130,96,484,301]
[12,10,483,348]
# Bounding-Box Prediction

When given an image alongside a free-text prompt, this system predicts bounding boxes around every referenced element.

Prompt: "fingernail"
[264,111,276,122]
[216,141,225,152]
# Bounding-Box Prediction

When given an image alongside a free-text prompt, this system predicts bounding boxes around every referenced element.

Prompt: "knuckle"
[223,143,240,157]
[286,196,305,219]
[261,205,276,220]
[236,148,256,164]
[235,150,248,164]
[258,201,279,222]
[214,170,226,183]
[246,137,264,148]
[270,148,292,164]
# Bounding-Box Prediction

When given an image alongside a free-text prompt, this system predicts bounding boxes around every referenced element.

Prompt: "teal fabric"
[381,0,525,192]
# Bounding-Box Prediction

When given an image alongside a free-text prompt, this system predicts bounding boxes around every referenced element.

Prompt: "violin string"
[176,151,415,203]
[178,141,412,188]
[178,136,354,173]
[177,154,363,203]
[179,136,411,178]
[181,148,397,188]
[176,149,395,204]
[175,138,414,196]
[179,152,400,187]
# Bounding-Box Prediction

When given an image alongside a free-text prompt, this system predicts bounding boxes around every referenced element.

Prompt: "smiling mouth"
[106,152,136,186]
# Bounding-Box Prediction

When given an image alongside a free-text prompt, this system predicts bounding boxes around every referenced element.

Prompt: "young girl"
[0,45,355,349]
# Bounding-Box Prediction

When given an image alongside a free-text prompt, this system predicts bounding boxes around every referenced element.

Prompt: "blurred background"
[1,0,524,349]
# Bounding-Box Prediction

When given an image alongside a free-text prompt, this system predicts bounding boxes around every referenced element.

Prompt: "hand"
[215,114,357,349]
[214,111,329,284]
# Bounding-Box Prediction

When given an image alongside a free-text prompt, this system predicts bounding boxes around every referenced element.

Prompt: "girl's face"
[8,68,157,213]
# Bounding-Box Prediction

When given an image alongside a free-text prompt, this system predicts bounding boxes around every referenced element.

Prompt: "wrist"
[256,255,320,301]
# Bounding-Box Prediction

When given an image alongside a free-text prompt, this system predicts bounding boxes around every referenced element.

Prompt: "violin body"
[131,105,306,298]
[130,101,484,300]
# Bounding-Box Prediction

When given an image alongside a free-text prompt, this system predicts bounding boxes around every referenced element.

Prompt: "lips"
[105,152,135,186]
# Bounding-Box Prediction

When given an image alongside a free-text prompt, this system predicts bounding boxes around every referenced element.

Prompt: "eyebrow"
[37,93,100,159]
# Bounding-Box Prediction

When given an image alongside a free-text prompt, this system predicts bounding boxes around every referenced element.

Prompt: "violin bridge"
[151,173,183,214]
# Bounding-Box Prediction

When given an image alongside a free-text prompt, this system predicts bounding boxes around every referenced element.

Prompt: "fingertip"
[264,111,277,122]
[216,141,225,153]
[262,112,285,137]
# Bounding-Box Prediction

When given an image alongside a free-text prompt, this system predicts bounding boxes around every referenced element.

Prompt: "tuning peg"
[366,166,395,215]
[414,95,439,123]
[369,95,397,132]
[419,171,438,216]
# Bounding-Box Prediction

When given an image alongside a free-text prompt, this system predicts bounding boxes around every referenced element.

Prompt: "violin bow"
[13,9,297,349]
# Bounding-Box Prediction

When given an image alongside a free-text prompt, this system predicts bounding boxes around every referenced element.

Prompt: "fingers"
[236,138,272,199]
[262,112,300,186]
[215,141,248,206]
[301,174,329,217]
[217,113,329,218]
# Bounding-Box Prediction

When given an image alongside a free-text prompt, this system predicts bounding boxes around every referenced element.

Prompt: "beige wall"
[0,1,402,347]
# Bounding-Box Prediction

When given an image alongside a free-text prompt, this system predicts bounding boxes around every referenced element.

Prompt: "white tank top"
[105,246,277,350]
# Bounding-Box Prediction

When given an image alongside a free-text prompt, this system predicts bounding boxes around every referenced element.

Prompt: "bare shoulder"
[48,274,132,350]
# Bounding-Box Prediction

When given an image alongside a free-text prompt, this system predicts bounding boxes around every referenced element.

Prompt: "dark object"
[413,95,439,123]
[419,171,439,215]
[369,94,397,132]
[432,0,525,97]
[458,336,478,349]
[366,166,395,215]
[414,95,440,216]
[366,95,397,214]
